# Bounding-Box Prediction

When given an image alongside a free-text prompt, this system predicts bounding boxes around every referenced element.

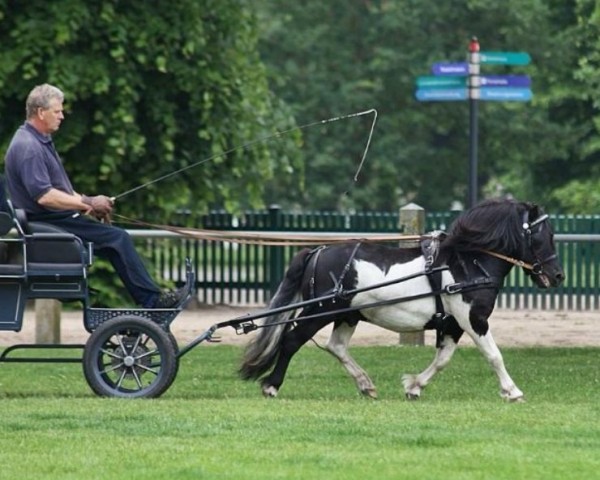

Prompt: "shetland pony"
[239,199,564,401]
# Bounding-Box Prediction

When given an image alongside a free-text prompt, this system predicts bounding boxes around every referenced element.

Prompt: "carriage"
[0,197,564,400]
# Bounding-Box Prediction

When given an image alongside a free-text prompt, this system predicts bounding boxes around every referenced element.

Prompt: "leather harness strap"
[424,269,454,348]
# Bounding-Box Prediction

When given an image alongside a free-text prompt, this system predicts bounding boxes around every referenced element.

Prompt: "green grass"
[0,345,598,479]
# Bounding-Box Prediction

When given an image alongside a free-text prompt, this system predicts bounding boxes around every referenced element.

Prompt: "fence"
[134,206,600,311]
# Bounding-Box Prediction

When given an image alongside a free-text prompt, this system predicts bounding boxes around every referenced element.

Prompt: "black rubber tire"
[83,316,178,398]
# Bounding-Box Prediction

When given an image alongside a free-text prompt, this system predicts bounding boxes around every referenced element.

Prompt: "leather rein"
[482,213,555,275]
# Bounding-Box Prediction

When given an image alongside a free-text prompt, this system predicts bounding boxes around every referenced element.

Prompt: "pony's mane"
[441,198,532,255]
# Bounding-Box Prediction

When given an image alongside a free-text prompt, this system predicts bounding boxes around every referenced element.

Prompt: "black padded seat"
[6,202,89,266]
[0,211,24,276]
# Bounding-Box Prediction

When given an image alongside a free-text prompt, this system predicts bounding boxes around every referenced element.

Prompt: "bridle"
[483,211,556,276]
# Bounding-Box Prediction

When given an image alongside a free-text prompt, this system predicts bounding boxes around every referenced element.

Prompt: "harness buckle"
[444,283,462,294]
[532,262,543,275]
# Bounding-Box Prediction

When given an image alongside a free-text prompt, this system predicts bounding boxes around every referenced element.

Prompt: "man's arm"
[37,188,90,212]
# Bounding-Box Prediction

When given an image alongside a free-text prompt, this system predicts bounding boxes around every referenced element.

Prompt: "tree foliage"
[0,0,301,220]
[1,1,599,215]
[552,0,600,212]
[257,0,600,213]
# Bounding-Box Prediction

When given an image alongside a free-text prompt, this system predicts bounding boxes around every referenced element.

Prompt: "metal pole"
[469,98,478,208]
[468,37,481,208]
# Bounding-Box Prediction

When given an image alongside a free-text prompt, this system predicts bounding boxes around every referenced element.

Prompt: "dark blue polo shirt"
[4,122,75,215]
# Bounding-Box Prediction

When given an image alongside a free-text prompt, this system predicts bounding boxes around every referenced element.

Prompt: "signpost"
[415,88,468,102]
[480,51,531,65]
[478,75,531,87]
[431,62,469,76]
[414,38,532,207]
[477,88,532,101]
[416,76,467,88]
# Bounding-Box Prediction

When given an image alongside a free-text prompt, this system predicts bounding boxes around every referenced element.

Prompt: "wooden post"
[398,203,425,346]
[35,299,61,344]
[268,204,284,300]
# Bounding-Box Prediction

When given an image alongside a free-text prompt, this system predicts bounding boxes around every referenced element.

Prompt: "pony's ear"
[529,203,539,216]
[521,202,537,229]
[523,202,548,230]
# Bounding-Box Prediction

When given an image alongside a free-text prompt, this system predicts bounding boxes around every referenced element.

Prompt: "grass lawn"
[0,345,598,479]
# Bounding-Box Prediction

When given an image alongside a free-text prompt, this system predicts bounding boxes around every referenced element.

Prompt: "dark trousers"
[34,214,160,306]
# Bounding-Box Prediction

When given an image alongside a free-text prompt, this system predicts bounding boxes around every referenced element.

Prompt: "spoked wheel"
[83,316,178,398]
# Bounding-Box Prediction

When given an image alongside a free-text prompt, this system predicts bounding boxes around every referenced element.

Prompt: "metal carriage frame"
[0,202,198,398]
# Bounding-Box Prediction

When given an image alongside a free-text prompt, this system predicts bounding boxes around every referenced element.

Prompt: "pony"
[239,198,565,401]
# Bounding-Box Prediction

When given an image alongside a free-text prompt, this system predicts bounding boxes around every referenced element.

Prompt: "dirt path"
[1,306,599,348]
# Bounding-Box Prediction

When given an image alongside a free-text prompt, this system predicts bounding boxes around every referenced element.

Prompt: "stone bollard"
[35,299,61,344]
[398,203,425,346]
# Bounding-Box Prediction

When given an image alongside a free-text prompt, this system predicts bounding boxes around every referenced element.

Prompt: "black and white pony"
[239,198,565,401]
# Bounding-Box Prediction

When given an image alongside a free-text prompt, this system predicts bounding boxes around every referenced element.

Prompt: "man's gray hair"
[25,84,64,119]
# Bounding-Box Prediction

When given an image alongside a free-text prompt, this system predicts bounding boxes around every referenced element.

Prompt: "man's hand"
[82,194,114,219]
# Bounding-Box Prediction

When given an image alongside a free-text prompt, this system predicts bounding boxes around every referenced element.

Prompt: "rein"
[113,213,424,246]
[482,250,537,271]
[481,212,554,275]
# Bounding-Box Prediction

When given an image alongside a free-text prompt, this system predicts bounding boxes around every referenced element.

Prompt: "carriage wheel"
[83,316,178,398]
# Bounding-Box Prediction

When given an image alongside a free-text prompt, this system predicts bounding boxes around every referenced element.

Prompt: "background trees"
[0,1,599,214]
[257,0,600,213]
[0,0,300,220]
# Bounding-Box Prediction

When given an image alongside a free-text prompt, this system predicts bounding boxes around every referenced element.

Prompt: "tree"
[0,0,301,220]
[0,0,302,305]
[256,0,598,212]
[545,0,600,213]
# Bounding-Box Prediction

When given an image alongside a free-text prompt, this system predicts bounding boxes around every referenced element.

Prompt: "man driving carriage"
[3,83,186,309]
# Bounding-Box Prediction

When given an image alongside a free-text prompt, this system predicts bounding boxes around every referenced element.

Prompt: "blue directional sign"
[480,51,531,66]
[479,88,532,101]
[480,75,531,88]
[415,89,468,102]
[416,76,467,88]
[431,62,469,76]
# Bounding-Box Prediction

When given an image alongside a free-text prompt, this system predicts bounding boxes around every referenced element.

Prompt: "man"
[4,83,186,308]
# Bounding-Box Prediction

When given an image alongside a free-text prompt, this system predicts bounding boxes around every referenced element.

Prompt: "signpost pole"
[414,39,531,209]
[468,37,480,208]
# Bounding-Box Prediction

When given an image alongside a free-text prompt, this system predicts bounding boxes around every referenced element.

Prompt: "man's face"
[37,98,64,134]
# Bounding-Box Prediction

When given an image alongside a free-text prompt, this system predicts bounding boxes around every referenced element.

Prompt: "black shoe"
[154,287,188,309]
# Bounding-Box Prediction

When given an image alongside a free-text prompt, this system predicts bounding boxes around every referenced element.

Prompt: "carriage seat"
[0,211,25,276]
[11,210,90,284]
[13,207,90,266]
[0,175,88,266]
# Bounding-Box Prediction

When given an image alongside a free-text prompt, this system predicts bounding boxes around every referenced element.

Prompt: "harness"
[305,236,498,347]
[421,232,499,347]
[483,211,555,275]
[422,232,456,348]
[301,210,553,347]
[308,242,362,303]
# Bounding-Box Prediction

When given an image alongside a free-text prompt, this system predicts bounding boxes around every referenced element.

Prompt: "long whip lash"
[112,109,378,201]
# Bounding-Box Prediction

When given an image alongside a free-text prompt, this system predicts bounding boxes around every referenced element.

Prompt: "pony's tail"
[239,248,312,381]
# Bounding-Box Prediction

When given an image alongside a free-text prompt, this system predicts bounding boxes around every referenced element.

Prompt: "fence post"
[35,299,61,344]
[268,204,284,299]
[398,203,425,346]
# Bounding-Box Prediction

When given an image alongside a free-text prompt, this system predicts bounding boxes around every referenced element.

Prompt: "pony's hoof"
[262,385,278,398]
[508,396,525,403]
[500,389,525,402]
[361,388,378,399]
[402,374,422,400]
